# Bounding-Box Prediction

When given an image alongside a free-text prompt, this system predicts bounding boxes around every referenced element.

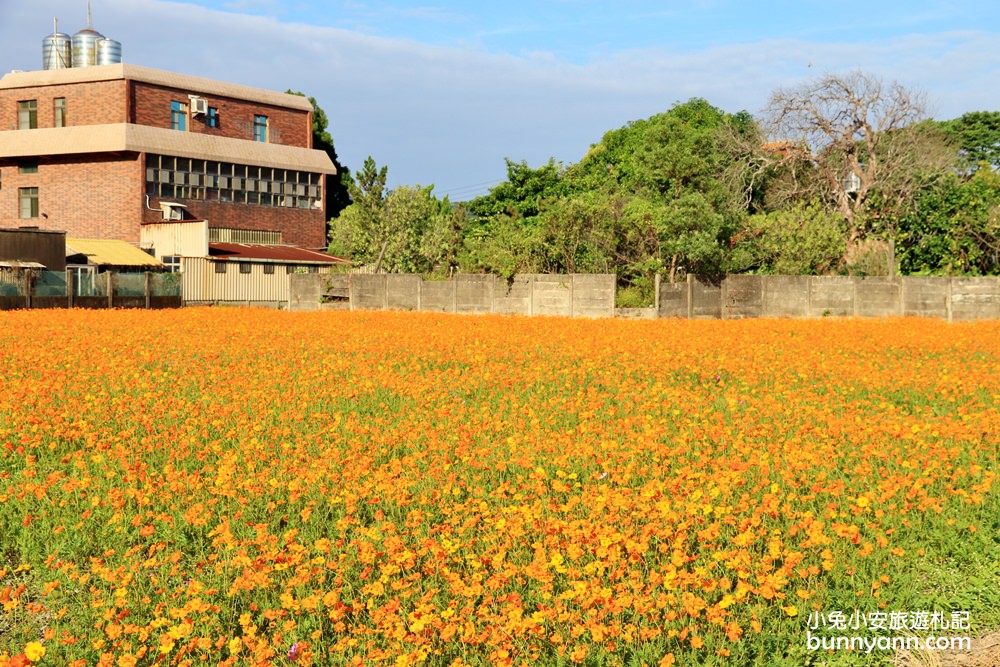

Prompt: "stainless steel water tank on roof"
[96,38,122,65]
[42,31,73,70]
[72,28,104,67]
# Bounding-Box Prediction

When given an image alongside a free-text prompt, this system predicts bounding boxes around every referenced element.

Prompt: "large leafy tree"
[938,110,1000,173]
[896,168,1000,275]
[464,99,754,292]
[759,71,955,252]
[329,157,459,274]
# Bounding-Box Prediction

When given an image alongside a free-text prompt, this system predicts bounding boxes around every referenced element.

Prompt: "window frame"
[17,100,38,129]
[253,115,268,142]
[170,100,187,131]
[53,97,66,127]
[19,187,39,219]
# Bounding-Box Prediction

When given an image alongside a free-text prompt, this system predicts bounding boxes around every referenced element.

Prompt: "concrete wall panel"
[808,276,854,317]
[723,275,762,319]
[951,278,1000,320]
[854,278,902,317]
[764,275,811,317]
[902,277,950,318]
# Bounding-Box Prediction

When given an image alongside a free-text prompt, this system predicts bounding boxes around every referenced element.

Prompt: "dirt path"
[895,630,1000,667]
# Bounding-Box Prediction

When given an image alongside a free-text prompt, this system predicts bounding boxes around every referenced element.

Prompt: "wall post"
[107,272,114,308]
[686,273,693,319]
[145,271,152,309]
[67,269,74,308]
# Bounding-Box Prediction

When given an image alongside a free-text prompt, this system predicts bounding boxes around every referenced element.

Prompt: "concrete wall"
[660,274,1000,321]
[291,273,617,317]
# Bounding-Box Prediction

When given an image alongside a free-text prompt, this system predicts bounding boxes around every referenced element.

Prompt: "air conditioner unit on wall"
[190,97,209,116]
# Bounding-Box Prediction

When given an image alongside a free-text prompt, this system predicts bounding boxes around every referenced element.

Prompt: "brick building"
[0,63,336,249]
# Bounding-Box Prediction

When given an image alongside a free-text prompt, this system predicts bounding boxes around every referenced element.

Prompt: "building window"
[143,154,322,209]
[171,101,187,131]
[19,161,38,174]
[54,98,66,127]
[162,256,182,273]
[253,115,268,142]
[214,262,227,274]
[207,107,219,129]
[239,262,252,274]
[18,100,37,129]
[263,264,275,275]
[19,187,39,219]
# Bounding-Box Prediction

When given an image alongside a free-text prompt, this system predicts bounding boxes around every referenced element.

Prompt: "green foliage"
[732,202,848,274]
[464,99,751,286]
[938,110,1000,172]
[896,168,1000,275]
[329,157,462,274]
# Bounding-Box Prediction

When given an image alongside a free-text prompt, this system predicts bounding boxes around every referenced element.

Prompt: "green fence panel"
[114,273,146,297]
[32,271,67,297]
[150,273,182,297]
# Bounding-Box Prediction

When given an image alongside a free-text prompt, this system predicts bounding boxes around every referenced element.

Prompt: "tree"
[329,157,459,274]
[328,156,388,269]
[730,201,847,275]
[896,168,1000,275]
[938,111,1000,173]
[286,91,352,219]
[760,71,955,252]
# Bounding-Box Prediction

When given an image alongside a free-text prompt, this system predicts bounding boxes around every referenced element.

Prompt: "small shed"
[0,227,67,271]
[66,238,165,272]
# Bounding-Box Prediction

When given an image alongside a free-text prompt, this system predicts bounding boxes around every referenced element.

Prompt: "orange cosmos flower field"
[0,309,997,667]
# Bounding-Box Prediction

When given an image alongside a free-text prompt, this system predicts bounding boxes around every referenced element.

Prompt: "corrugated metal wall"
[180,258,336,304]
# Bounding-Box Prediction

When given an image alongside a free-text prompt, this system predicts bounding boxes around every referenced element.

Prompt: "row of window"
[145,154,322,209]
[212,262,320,274]
[170,100,266,142]
[17,99,66,129]
[16,97,261,140]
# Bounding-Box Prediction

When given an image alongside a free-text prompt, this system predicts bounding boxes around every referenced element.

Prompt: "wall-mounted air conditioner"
[160,202,187,221]
[190,97,209,116]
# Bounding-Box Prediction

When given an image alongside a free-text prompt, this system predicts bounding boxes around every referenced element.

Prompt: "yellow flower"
[25,642,46,662]
[228,638,242,654]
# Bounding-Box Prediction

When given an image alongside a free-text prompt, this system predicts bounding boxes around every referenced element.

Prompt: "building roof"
[66,237,164,267]
[208,243,349,264]
[0,63,315,112]
[0,124,337,174]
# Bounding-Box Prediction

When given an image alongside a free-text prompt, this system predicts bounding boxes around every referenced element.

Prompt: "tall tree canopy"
[465,99,755,293]
[938,111,1000,172]
[759,71,955,252]
[329,157,460,275]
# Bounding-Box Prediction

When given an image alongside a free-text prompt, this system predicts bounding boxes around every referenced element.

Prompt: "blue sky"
[2,1,999,200]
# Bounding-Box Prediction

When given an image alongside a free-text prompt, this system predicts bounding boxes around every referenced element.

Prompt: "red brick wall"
[144,194,327,248]
[0,80,128,129]
[0,154,143,241]
[130,82,311,147]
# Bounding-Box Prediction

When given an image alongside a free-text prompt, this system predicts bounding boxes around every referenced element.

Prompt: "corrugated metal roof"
[0,124,336,174]
[0,63,314,112]
[208,243,349,264]
[66,238,164,267]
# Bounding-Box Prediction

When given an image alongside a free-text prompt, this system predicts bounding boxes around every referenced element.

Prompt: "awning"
[66,238,164,268]
[0,261,46,269]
